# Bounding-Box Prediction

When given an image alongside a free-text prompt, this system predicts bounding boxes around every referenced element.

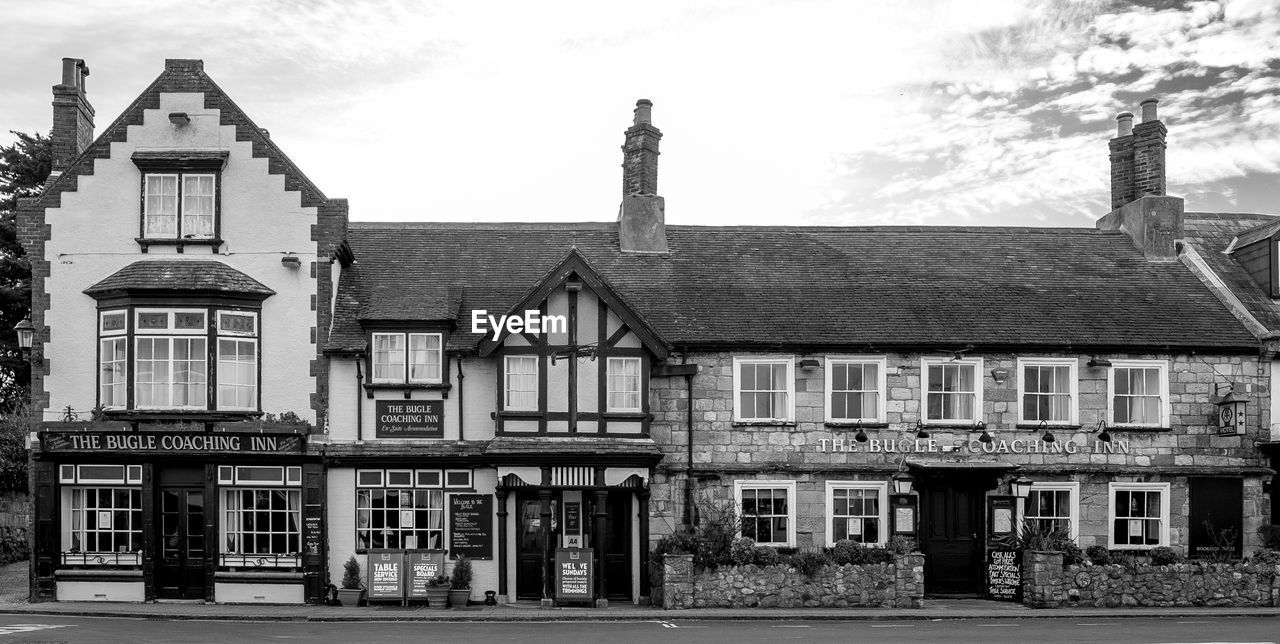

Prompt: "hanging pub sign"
[448,494,494,559]
[406,550,447,600]
[986,549,1022,601]
[366,550,405,601]
[1216,391,1247,437]
[554,548,593,604]
[375,400,444,438]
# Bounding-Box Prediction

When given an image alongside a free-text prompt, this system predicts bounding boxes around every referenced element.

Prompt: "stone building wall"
[1023,550,1280,608]
[648,350,1270,551]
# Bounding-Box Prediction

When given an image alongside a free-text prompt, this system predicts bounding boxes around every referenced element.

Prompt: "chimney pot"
[60,58,78,87]
[1140,98,1158,122]
[1116,112,1134,137]
[633,99,653,126]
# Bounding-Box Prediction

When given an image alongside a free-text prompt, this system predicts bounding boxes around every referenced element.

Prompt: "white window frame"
[216,337,258,411]
[61,485,143,565]
[1108,482,1171,549]
[371,332,443,384]
[921,356,984,424]
[1107,360,1170,428]
[732,356,796,422]
[354,468,446,551]
[504,355,539,411]
[221,487,302,566]
[606,357,643,412]
[824,356,887,423]
[824,481,889,546]
[1020,481,1080,541]
[1016,357,1079,425]
[733,479,797,548]
[142,172,216,240]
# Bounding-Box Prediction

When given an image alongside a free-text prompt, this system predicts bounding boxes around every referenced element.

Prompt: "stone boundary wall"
[1022,550,1280,608]
[661,553,924,609]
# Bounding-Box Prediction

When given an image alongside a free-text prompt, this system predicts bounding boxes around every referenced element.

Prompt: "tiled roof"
[84,260,275,297]
[1182,212,1280,332]
[325,222,1260,353]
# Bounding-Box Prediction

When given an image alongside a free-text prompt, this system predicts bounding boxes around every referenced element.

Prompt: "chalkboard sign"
[986,549,1022,601]
[554,548,593,603]
[406,550,446,599]
[449,494,494,559]
[303,516,322,556]
[367,550,405,601]
[375,400,444,438]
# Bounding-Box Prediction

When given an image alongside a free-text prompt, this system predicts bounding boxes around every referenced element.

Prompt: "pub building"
[16,56,1280,606]
[18,59,345,603]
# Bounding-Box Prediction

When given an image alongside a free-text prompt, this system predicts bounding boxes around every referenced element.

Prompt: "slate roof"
[1182,212,1280,332]
[325,221,1260,354]
[85,260,275,297]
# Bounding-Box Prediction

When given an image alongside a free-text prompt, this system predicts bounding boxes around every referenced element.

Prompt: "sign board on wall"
[449,494,494,559]
[406,550,446,599]
[42,432,302,454]
[986,549,1022,601]
[890,495,917,535]
[375,400,444,438]
[554,548,593,603]
[366,550,405,601]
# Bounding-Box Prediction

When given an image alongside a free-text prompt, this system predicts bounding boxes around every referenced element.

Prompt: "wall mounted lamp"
[1010,475,1033,499]
[1093,419,1112,443]
[280,255,302,269]
[1038,420,1056,444]
[892,472,916,495]
[168,112,190,127]
[1087,356,1112,368]
[798,358,821,369]
[853,419,868,443]
[914,420,929,439]
[975,419,994,444]
[13,316,33,353]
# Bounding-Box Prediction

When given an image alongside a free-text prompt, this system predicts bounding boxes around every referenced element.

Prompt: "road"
[0,615,1277,643]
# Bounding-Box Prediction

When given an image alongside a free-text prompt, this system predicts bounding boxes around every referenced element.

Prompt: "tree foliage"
[0,131,50,397]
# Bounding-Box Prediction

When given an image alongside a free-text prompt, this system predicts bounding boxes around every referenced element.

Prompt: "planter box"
[448,588,470,608]
[213,421,310,434]
[423,587,449,609]
[337,588,365,607]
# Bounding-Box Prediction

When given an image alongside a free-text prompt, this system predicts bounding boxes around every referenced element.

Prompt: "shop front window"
[355,469,445,550]
[59,464,143,566]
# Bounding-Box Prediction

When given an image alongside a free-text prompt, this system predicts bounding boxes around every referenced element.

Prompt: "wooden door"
[516,494,554,600]
[921,484,983,595]
[601,492,631,600]
[155,486,206,599]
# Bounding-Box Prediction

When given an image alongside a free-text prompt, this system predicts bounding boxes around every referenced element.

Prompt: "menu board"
[554,548,593,603]
[986,549,1022,601]
[367,550,405,601]
[449,494,493,559]
[406,550,446,599]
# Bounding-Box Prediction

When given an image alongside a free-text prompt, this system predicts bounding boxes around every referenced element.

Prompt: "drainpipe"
[355,357,364,441]
[683,349,695,529]
[456,355,465,441]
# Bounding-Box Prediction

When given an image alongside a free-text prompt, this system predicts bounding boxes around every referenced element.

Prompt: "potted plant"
[448,555,472,608]
[337,555,365,607]
[424,574,450,609]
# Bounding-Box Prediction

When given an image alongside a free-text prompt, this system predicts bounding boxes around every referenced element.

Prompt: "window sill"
[731,420,797,427]
[136,237,224,253]
[101,410,261,425]
[919,423,984,430]
[494,410,543,419]
[1014,423,1081,430]
[1108,426,1171,432]
[602,412,649,421]
[363,382,452,399]
[824,421,889,429]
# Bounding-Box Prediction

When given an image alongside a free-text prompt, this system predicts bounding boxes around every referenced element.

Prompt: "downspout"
[456,355,465,441]
[355,356,364,441]
[683,348,695,529]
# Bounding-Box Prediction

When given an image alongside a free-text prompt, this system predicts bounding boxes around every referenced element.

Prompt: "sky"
[1,0,1278,228]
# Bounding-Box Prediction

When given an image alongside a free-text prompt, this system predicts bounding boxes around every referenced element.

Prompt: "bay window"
[355,469,445,551]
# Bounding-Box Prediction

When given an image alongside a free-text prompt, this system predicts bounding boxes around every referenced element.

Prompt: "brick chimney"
[50,57,94,175]
[1098,98,1181,261]
[618,99,668,254]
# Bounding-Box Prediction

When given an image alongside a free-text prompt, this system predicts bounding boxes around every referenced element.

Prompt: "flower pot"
[337,588,365,607]
[424,586,449,609]
[448,588,470,608]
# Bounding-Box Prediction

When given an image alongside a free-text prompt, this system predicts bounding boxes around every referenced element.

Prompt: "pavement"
[0,561,1279,622]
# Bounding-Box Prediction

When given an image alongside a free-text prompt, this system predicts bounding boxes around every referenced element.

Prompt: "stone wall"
[661,553,924,609]
[0,492,29,565]
[1022,550,1280,608]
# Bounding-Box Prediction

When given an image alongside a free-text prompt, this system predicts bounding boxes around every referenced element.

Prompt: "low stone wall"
[1022,551,1280,608]
[661,553,924,609]
[0,492,28,565]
